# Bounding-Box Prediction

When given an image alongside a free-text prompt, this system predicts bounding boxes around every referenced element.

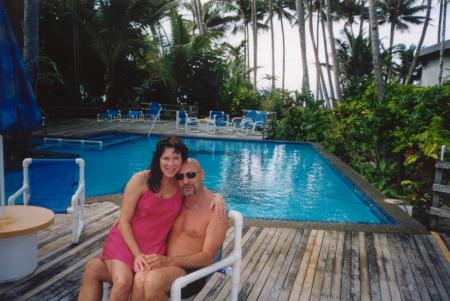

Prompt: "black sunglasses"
[175,171,198,180]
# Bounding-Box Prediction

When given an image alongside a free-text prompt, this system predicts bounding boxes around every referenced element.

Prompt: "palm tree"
[269,0,275,89]
[307,0,329,105]
[438,0,448,85]
[295,0,310,91]
[368,0,384,101]
[336,29,373,96]
[273,0,294,90]
[378,0,427,80]
[81,0,176,104]
[23,0,39,93]
[405,0,431,85]
[324,0,342,102]
[320,5,335,101]
[191,0,204,34]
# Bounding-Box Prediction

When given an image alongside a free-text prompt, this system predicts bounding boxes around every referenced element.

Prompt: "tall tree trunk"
[359,0,365,37]
[246,24,250,79]
[387,22,396,81]
[296,0,310,91]
[438,0,447,85]
[191,0,203,34]
[324,0,342,102]
[368,0,384,101]
[23,0,39,93]
[320,8,335,101]
[405,0,432,85]
[269,0,275,89]
[252,0,257,89]
[279,7,286,90]
[308,2,329,105]
[71,1,80,103]
[438,0,443,43]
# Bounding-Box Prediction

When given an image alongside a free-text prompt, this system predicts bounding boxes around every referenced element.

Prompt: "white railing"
[43,138,103,149]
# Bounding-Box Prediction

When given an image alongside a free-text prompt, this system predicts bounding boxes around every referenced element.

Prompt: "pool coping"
[37,130,427,234]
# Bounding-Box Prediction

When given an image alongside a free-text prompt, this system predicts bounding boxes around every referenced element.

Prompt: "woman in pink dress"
[78,137,224,301]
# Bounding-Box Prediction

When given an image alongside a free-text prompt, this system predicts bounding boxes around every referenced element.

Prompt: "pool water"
[5,135,394,224]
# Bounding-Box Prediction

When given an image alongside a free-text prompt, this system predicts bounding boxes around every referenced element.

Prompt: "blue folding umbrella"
[0,0,41,214]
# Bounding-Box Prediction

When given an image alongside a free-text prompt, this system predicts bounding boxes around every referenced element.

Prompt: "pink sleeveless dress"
[100,189,182,270]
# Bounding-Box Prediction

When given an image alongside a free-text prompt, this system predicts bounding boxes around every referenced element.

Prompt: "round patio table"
[0,205,54,283]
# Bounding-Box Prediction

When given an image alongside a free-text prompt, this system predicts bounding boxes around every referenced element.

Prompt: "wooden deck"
[0,202,449,301]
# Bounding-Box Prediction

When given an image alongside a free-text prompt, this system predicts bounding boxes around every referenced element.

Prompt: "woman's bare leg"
[105,260,134,301]
[78,258,112,301]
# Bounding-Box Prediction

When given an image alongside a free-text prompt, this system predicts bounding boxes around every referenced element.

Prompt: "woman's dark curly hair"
[147,137,188,192]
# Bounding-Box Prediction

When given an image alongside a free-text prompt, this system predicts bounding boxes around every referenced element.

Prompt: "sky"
[222,3,446,92]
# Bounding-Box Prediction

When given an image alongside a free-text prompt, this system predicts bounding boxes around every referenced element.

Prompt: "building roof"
[419,40,450,57]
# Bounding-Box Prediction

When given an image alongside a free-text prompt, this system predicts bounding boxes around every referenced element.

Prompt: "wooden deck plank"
[239,228,283,300]
[423,234,450,280]
[359,232,370,301]
[213,227,275,300]
[247,228,292,300]
[288,229,318,301]
[413,234,450,300]
[373,233,391,301]
[378,234,402,301]
[400,233,433,301]
[385,234,412,301]
[198,227,264,301]
[330,231,345,301]
[299,230,325,301]
[350,232,361,301]
[365,233,381,301]
[320,230,339,301]
[390,234,421,301]
[309,230,332,301]
[340,231,352,301]
[278,229,311,301]
[267,230,303,300]
[258,229,296,300]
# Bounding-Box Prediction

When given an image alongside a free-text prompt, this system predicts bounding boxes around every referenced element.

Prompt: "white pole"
[0,134,5,218]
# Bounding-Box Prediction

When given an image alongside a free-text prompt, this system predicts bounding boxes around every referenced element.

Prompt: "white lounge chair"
[8,158,86,244]
[101,210,243,301]
[176,110,199,132]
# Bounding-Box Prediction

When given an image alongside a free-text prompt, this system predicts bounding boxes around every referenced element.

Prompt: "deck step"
[436,161,450,170]
[433,183,450,195]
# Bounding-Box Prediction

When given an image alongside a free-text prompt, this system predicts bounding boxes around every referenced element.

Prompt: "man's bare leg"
[78,258,112,301]
[105,259,134,301]
[132,267,186,301]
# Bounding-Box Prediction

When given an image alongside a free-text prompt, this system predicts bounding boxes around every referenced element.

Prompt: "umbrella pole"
[0,134,4,218]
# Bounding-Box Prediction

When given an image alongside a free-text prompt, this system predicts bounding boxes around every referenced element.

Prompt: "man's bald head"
[177,158,204,197]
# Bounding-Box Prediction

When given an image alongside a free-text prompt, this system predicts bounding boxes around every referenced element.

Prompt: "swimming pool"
[5,134,394,224]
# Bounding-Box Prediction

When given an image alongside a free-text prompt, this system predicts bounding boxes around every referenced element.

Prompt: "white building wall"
[421,56,450,86]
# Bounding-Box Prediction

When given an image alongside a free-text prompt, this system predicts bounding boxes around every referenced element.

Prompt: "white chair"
[101,210,243,301]
[176,110,199,132]
[8,158,86,244]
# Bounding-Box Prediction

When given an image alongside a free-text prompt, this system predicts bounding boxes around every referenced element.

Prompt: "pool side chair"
[171,210,243,301]
[176,110,199,132]
[144,102,162,122]
[120,109,143,122]
[243,111,267,135]
[207,111,230,133]
[8,158,86,244]
[231,110,257,133]
[101,210,243,301]
[97,109,121,122]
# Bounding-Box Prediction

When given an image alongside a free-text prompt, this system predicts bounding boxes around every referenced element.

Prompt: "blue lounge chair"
[176,110,199,132]
[231,110,258,133]
[97,109,121,122]
[8,158,86,244]
[120,110,142,122]
[144,102,162,122]
[207,110,229,133]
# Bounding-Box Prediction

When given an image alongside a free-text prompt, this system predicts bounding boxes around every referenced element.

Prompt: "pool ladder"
[147,113,160,138]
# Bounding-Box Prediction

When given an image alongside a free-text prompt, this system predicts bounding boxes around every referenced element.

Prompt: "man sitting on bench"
[131,158,228,300]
